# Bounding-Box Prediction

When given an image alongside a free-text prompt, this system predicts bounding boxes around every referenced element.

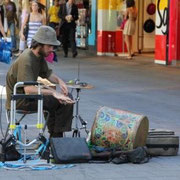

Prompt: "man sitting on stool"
[6,26,74,138]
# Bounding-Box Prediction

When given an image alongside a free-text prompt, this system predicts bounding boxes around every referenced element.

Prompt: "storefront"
[96,0,180,65]
[96,0,156,56]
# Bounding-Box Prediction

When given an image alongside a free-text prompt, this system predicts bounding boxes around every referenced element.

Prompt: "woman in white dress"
[123,0,137,59]
[15,0,30,56]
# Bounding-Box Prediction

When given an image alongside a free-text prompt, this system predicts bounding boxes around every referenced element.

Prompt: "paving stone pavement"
[0,50,180,179]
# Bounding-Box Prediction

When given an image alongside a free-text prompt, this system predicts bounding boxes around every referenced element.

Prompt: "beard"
[38,47,50,57]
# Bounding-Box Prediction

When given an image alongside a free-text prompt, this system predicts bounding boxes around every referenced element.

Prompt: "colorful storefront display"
[96,0,180,65]
[97,0,127,56]
[154,0,168,65]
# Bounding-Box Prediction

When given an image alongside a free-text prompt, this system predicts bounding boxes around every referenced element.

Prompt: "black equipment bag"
[146,129,179,156]
[0,135,22,162]
[50,137,92,164]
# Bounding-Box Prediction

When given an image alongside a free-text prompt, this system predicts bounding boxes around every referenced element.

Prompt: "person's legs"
[17,95,73,137]
[8,22,16,50]
[69,27,77,57]
[19,39,26,51]
[44,96,73,137]
[129,35,133,56]
[125,35,131,58]
[14,39,26,57]
[53,103,73,133]
[61,25,69,57]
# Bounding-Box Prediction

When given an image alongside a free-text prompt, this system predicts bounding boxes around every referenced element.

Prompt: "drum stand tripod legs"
[72,88,89,137]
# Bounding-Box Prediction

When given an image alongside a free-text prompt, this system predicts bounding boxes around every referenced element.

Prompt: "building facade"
[95,0,180,65]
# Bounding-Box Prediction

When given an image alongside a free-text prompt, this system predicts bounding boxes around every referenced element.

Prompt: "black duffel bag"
[50,137,92,164]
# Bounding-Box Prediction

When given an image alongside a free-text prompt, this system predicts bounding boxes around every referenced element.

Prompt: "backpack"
[90,145,149,164]
[0,135,22,162]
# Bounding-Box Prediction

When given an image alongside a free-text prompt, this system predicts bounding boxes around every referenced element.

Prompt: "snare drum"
[91,106,149,151]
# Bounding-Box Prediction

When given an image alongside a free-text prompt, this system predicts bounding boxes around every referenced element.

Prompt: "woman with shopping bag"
[0,0,7,39]
[123,0,138,59]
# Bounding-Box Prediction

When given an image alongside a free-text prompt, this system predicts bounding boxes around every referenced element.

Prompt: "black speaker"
[50,137,92,164]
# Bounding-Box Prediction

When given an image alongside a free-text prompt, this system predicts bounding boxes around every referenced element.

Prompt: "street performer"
[6,25,74,138]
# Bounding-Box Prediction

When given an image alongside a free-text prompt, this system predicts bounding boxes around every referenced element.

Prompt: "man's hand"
[48,73,69,95]
[65,15,69,21]
[59,81,68,96]
[65,15,72,22]
[53,91,75,104]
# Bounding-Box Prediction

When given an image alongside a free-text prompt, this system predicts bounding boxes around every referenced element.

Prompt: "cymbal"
[66,82,94,89]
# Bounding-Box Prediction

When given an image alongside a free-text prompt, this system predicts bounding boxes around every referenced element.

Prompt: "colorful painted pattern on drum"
[91,107,143,151]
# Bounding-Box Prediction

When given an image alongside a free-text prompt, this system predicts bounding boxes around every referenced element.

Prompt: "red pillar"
[168,0,180,64]
[177,1,180,60]
[168,0,178,63]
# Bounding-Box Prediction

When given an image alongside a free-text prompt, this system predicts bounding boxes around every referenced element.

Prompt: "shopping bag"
[45,52,54,63]
[0,38,12,64]
[120,19,127,30]
[45,52,58,63]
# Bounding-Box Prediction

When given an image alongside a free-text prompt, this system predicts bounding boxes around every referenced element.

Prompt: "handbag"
[45,52,54,63]
[0,38,12,64]
[0,135,22,162]
[23,14,30,40]
[120,19,127,30]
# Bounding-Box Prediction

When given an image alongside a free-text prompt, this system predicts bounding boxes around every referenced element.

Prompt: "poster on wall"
[115,0,127,55]
[155,0,169,64]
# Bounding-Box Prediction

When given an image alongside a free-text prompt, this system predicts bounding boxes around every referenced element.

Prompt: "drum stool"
[5,109,49,139]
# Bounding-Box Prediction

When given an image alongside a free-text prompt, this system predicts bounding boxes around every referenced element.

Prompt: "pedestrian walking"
[20,0,45,48]
[58,0,78,58]
[14,0,30,57]
[0,0,7,38]
[48,0,60,31]
[5,0,18,51]
[123,0,138,59]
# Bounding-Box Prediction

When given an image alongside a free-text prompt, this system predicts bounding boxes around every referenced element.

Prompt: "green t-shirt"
[6,48,52,109]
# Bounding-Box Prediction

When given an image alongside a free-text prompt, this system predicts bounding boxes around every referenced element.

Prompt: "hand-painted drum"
[91,107,149,151]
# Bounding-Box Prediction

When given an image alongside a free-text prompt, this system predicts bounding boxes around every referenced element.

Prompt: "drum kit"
[37,75,94,137]
[66,80,94,137]
[66,81,149,151]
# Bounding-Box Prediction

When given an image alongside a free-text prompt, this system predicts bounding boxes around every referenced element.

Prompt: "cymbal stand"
[72,87,89,137]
